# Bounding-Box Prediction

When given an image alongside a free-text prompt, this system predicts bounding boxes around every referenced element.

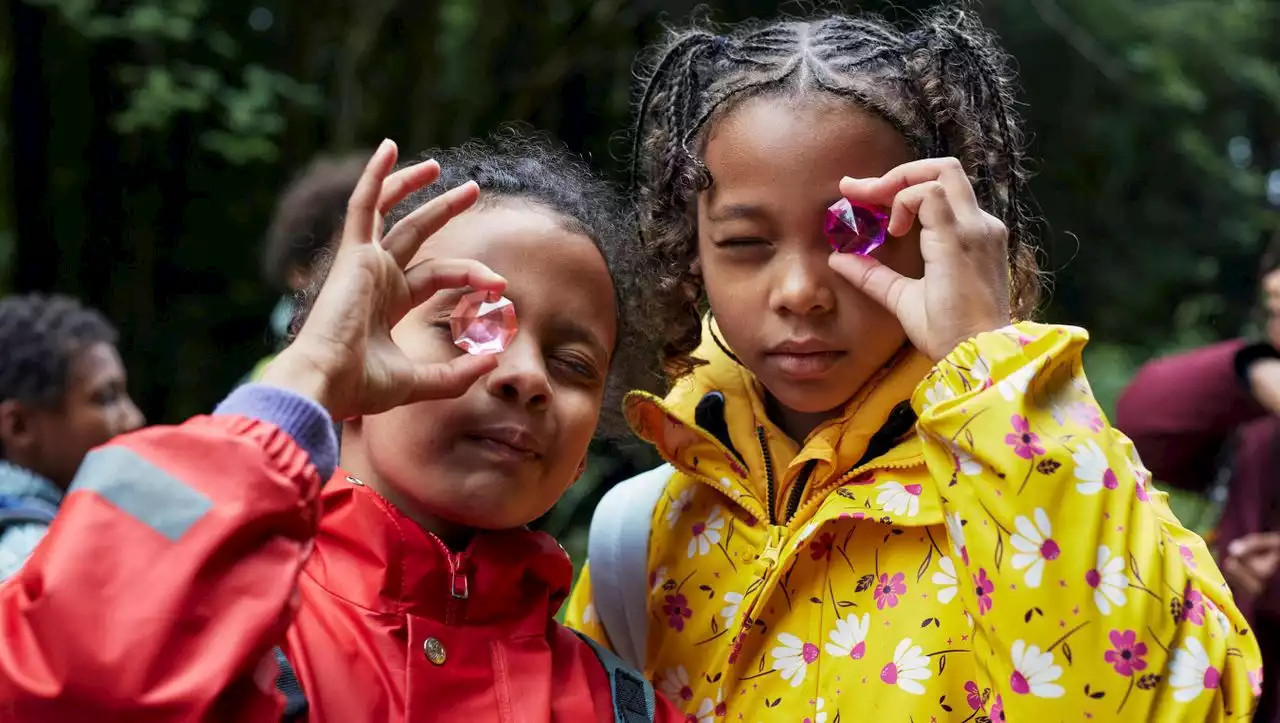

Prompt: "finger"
[377,160,441,217]
[1223,556,1264,598]
[382,181,481,267]
[1227,532,1280,559]
[828,251,910,314]
[883,180,956,238]
[341,139,399,249]
[840,157,978,210]
[407,353,499,403]
[402,257,508,316]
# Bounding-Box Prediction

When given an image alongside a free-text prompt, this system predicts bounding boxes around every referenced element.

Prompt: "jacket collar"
[0,460,63,509]
[306,474,574,626]
[624,317,941,527]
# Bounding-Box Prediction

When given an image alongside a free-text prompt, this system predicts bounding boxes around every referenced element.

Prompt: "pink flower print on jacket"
[1005,414,1045,459]
[663,594,693,631]
[1103,629,1148,677]
[874,572,907,610]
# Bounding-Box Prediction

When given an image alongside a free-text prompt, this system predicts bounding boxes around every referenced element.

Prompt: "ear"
[690,257,702,277]
[0,399,33,454]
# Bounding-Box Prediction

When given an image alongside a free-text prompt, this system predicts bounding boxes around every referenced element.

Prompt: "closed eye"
[714,237,768,249]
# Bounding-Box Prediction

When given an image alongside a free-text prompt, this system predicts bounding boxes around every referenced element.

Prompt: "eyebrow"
[704,203,770,224]
[548,316,611,362]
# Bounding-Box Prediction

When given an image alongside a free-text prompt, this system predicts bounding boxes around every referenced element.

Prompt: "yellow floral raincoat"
[567,322,1263,722]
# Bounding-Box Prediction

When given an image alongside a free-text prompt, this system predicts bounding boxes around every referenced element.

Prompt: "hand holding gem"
[827,157,1011,362]
[260,139,507,420]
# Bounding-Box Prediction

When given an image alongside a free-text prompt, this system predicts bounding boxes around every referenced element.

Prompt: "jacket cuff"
[1232,342,1280,393]
[215,384,338,481]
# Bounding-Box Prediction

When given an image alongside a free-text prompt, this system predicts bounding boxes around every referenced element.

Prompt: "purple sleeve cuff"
[214,384,338,481]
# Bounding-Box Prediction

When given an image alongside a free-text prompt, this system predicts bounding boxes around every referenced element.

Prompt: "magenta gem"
[825,198,889,255]
[450,291,517,355]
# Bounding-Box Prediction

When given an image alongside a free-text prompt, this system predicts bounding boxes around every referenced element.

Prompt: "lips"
[764,339,845,379]
[465,424,544,459]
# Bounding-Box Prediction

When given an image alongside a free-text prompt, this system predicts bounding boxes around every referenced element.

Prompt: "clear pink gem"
[450,291,517,355]
[825,198,889,255]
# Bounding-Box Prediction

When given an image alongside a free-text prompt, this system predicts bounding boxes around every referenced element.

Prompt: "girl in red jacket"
[0,132,681,723]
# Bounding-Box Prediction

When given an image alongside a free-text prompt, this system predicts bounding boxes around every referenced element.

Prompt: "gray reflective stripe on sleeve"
[69,446,212,542]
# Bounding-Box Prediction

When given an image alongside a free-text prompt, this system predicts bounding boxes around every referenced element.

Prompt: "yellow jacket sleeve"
[913,323,1262,721]
[564,562,615,650]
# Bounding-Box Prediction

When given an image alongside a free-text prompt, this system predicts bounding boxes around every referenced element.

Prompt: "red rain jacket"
[0,413,681,722]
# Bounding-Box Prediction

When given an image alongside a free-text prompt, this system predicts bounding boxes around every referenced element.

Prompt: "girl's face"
[697,94,924,429]
[346,201,618,536]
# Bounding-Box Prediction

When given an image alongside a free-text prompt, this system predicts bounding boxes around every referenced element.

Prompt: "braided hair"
[632,4,1039,377]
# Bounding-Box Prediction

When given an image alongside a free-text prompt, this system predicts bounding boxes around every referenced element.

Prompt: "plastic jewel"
[450,291,517,355]
[825,198,889,255]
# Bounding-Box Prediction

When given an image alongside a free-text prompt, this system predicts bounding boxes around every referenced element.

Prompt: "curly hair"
[632,3,1039,376]
[0,294,118,409]
[262,153,369,289]
[293,128,658,439]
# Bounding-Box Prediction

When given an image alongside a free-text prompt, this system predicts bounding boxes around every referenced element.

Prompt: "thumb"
[828,252,909,314]
[406,353,499,404]
[1228,532,1280,559]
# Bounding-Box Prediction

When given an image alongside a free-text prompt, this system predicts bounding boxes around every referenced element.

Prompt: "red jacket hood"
[307,472,575,624]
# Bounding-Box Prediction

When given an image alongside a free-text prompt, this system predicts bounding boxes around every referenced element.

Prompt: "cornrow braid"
[632,2,1039,378]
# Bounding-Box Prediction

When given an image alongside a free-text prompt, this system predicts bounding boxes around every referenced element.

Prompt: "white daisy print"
[687,506,726,558]
[771,633,820,688]
[931,556,958,604]
[878,637,932,695]
[1009,640,1065,698]
[666,488,694,529]
[950,441,983,478]
[1168,637,1221,702]
[1085,545,1128,615]
[580,602,598,625]
[694,688,725,722]
[650,565,669,595]
[924,381,956,409]
[875,481,922,518]
[970,354,993,388]
[998,363,1038,401]
[808,698,828,723]
[658,666,694,704]
[1073,439,1119,495]
[721,591,743,623]
[1010,508,1060,588]
[824,612,870,660]
[945,511,969,565]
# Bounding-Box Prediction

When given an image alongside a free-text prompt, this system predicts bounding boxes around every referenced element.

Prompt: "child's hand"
[260,140,507,420]
[828,157,1010,362]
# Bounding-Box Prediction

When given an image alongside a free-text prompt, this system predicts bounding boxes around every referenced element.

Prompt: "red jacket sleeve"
[0,413,324,722]
[1114,339,1269,491]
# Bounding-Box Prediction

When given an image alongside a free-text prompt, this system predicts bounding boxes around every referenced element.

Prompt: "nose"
[769,245,836,318]
[483,335,553,411]
[118,396,145,433]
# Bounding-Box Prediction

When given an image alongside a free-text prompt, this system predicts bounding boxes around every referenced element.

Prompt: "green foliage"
[24,0,318,163]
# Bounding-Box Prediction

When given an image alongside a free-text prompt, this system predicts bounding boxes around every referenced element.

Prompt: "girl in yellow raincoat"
[566,5,1263,722]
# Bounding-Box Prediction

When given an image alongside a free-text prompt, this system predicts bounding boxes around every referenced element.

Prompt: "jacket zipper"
[756,426,778,525]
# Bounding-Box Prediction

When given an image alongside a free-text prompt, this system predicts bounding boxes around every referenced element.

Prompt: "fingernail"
[378,138,393,153]
[1229,540,1245,557]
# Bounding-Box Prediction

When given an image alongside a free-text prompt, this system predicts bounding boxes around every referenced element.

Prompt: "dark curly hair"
[293,128,658,439]
[0,295,118,462]
[262,153,369,289]
[632,3,1039,376]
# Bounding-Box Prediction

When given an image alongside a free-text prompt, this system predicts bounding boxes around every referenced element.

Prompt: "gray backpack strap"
[572,629,656,723]
[587,464,672,670]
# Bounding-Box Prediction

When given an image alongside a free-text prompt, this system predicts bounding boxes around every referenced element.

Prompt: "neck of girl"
[337,422,476,551]
[764,393,841,444]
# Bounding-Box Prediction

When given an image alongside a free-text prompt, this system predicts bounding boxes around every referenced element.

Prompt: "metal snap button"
[424,636,446,665]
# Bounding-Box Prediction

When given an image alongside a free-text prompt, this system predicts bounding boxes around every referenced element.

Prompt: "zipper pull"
[758,526,785,571]
[451,569,469,599]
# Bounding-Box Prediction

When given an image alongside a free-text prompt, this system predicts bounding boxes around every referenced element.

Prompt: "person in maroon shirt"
[1117,246,1280,722]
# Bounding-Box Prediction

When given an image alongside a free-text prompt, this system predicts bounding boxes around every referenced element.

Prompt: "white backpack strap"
[587,463,673,670]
